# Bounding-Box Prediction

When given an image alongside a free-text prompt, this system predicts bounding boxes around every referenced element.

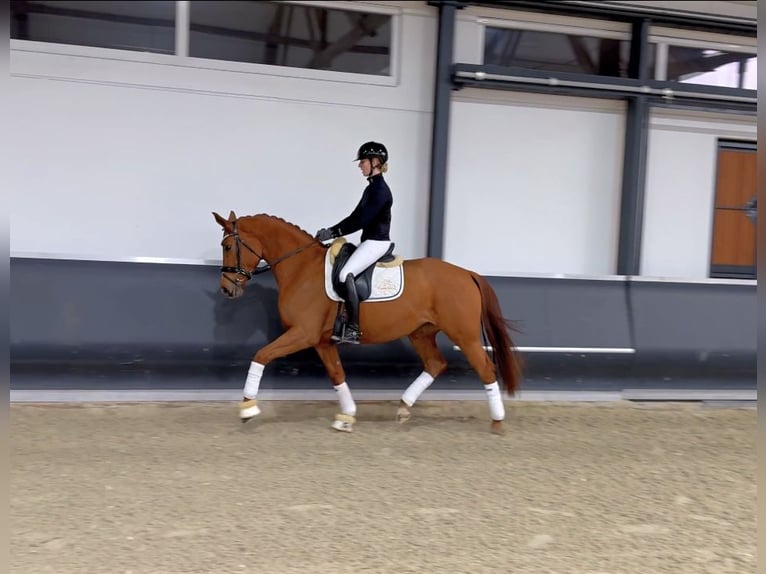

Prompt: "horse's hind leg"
[398,324,447,423]
[314,343,357,432]
[452,338,506,435]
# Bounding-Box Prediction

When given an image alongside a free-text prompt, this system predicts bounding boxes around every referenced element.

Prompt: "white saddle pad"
[323,248,404,303]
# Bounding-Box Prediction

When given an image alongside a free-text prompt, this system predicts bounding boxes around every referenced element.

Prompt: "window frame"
[478,17,631,41]
[182,0,401,85]
[649,27,756,85]
[10,0,403,87]
[478,16,634,78]
[10,0,179,56]
[475,14,758,92]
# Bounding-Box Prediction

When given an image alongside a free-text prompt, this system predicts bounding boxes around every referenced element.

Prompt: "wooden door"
[710,142,756,279]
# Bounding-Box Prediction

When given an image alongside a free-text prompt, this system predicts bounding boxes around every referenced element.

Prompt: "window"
[188,1,393,76]
[650,29,757,89]
[10,0,176,55]
[483,26,644,78]
[665,46,756,89]
[709,140,756,280]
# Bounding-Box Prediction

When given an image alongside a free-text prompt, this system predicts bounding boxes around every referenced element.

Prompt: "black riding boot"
[340,273,361,345]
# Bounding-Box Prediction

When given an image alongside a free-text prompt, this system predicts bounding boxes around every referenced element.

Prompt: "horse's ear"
[213,211,233,232]
[228,210,237,221]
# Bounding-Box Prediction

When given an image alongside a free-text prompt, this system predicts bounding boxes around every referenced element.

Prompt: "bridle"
[220,219,319,286]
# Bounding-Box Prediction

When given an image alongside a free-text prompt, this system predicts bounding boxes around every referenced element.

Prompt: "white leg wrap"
[401,371,435,407]
[243,361,265,399]
[485,381,505,421]
[334,382,357,416]
[334,381,356,417]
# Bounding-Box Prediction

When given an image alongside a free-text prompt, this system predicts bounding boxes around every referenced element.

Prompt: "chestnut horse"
[213,211,523,434]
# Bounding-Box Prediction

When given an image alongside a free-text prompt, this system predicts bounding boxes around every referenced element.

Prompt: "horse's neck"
[247,215,322,285]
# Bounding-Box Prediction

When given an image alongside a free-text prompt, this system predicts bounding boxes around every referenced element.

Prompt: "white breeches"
[339,240,392,281]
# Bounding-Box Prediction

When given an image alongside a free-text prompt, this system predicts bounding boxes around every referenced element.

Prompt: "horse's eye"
[224,245,231,251]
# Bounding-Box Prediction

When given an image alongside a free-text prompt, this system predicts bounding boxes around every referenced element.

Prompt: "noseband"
[220,219,318,286]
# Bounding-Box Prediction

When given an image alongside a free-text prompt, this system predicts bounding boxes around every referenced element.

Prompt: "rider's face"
[358,158,379,177]
[358,158,372,176]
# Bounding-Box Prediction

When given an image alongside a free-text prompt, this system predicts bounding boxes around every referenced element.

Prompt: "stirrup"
[340,325,361,345]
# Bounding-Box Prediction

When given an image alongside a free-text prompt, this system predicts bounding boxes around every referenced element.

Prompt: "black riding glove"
[314,228,335,242]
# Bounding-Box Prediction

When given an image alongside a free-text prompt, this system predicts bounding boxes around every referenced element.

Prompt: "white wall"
[443,89,626,276]
[9,1,436,262]
[11,0,758,282]
[447,5,629,277]
[640,109,756,279]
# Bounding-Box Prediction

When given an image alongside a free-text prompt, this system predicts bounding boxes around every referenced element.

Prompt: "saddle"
[330,239,399,301]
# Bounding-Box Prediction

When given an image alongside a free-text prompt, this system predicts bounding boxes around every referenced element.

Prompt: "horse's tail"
[470,272,524,396]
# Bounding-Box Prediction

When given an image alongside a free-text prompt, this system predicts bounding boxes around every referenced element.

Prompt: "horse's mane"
[245,213,326,247]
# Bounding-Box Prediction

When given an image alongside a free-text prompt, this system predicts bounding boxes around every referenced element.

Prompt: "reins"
[220,219,324,283]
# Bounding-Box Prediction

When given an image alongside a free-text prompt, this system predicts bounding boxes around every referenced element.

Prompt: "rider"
[314,141,393,345]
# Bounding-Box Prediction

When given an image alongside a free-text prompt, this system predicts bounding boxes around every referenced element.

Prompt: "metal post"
[175,1,190,57]
[426,1,462,259]
[617,19,650,276]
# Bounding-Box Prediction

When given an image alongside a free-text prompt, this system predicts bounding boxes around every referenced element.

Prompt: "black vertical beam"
[617,18,650,275]
[426,1,461,259]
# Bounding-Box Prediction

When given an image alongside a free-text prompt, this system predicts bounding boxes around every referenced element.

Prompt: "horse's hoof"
[490,420,505,435]
[396,407,411,424]
[331,413,355,433]
[240,399,261,422]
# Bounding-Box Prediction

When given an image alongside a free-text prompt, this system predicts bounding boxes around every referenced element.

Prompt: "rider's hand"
[314,228,334,242]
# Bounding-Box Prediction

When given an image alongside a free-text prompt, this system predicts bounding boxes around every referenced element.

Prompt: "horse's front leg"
[239,327,314,422]
[314,343,356,433]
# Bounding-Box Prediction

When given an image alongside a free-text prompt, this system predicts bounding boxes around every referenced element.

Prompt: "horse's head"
[213,210,265,299]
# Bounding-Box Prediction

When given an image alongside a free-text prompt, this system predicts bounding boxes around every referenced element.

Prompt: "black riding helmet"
[354,141,388,165]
